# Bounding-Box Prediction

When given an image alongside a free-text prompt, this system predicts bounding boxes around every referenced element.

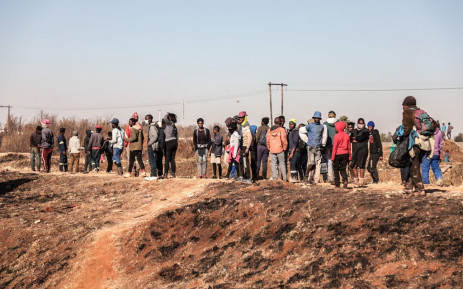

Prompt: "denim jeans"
[147,146,157,177]
[112,147,122,165]
[91,149,101,169]
[421,154,443,184]
[197,150,207,176]
[256,144,269,179]
[270,152,287,181]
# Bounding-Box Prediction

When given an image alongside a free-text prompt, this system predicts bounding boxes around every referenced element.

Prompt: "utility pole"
[268,83,287,124]
[182,99,185,127]
[0,105,11,121]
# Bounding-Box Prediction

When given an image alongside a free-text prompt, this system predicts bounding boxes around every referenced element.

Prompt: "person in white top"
[68,131,81,173]
[109,118,125,176]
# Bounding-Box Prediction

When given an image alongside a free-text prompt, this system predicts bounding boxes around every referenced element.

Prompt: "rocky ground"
[1,151,463,288]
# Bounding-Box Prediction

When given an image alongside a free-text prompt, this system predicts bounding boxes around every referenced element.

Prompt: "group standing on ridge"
[29,96,453,196]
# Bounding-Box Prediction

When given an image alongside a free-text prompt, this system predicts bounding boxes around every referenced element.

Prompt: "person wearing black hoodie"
[367,121,383,183]
[350,118,370,185]
[58,128,68,172]
[83,130,92,173]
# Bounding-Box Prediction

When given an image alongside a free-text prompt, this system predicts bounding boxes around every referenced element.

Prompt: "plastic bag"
[388,137,411,168]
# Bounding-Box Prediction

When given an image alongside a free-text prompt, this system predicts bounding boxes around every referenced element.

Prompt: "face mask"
[358,124,365,129]
[144,120,149,125]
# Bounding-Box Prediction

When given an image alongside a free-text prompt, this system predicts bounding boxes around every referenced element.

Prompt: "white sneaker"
[145,176,158,181]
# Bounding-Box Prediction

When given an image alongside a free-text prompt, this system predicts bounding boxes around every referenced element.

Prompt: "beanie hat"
[131,112,139,120]
[41,119,50,125]
[289,119,297,125]
[250,125,257,135]
[262,117,269,125]
[73,130,78,136]
[367,121,375,127]
[402,96,416,106]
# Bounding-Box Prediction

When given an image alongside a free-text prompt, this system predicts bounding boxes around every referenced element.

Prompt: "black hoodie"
[369,129,383,156]
[84,130,92,153]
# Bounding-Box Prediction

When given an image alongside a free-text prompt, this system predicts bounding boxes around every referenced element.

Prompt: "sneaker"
[236,177,244,182]
[124,173,131,178]
[145,176,158,181]
[242,179,252,184]
[212,176,217,179]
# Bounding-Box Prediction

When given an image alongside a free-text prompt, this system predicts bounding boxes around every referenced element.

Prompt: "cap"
[41,119,50,125]
[96,125,102,129]
[238,111,247,118]
[109,118,119,124]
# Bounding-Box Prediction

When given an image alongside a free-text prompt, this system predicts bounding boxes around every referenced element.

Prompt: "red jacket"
[332,122,351,161]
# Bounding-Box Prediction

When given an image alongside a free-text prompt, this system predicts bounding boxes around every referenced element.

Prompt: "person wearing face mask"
[350,118,370,186]
[322,111,338,184]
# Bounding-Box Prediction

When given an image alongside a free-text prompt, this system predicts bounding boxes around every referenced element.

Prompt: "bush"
[455,133,463,142]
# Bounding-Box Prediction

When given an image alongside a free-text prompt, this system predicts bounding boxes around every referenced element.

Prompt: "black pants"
[408,146,425,191]
[333,154,349,186]
[400,166,410,183]
[165,140,178,176]
[59,152,68,172]
[212,163,222,177]
[367,154,381,183]
[84,153,92,172]
[128,150,145,173]
[239,146,250,179]
[106,152,113,172]
[156,150,164,177]
[250,152,258,181]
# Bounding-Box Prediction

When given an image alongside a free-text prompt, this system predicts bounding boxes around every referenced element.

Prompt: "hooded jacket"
[350,127,369,150]
[41,127,54,149]
[229,131,241,159]
[433,127,443,156]
[124,123,144,151]
[266,125,288,154]
[323,118,337,147]
[305,122,325,149]
[332,122,351,161]
[368,129,383,156]
[110,127,124,149]
[147,122,159,151]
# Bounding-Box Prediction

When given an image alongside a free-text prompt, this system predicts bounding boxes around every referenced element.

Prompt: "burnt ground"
[1,151,463,288]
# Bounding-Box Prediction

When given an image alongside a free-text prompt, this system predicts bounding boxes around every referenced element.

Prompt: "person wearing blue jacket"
[305,111,326,184]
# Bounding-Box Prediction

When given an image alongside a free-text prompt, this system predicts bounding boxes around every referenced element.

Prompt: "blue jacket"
[305,122,324,148]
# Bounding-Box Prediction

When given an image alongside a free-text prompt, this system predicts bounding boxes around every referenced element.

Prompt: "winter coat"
[305,122,324,149]
[323,118,337,147]
[288,129,300,152]
[434,128,444,156]
[124,123,144,151]
[332,122,351,161]
[147,123,159,151]
[212,133,223,157]
[110,127,124,149]
[163,118,178,142]
[68,136,81,154]
[266,126,288,154]
[41,128,54,149]
[30,132,42,148]
[58,134,67,153]
[229,131,241,159]
[350,127,369,150]
[241,121,252,148]
[87,132,104,150]
[369,129,383,156]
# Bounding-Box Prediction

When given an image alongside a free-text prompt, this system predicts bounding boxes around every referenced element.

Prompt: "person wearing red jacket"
[331,121,351,188]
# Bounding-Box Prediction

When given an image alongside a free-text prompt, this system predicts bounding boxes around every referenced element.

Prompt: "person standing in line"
[447,122,453,140]
[255,117,270,180]
[68,130,81,174]
[193,118,211,179]
[145,114,159,181]
[305,111,325,184]
[58,127,68,172]
[124,118,146,177]
[421,126,444,186]
[279,115,290,175]
[331,121,351,188]
[40,119,54,173]
[322,111,337,184]
[250,125,258,182]
[441,122,447,140]
[163,113,178,178]
[109,118,124,176]
[83,130,92,173]
[156,121,165,178]
[288,119,301,182]
[30,126,42,171]
[210,125,223,179]
[350,118,370,186]
[102,131,114,173]
[267,117,288,181]
[237,111,252,183]
[366,121,383,184]
[125,112,139,174]
[298,123,308,181]
[346,122,356,182]
[87,125,104,172]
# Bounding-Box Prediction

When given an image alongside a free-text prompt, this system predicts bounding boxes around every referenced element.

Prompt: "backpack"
[414,109,436,136]
[259,129,268,146]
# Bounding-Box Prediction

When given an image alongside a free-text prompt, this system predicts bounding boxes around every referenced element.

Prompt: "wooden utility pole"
[268,83,287,124]
[0,105,12,133]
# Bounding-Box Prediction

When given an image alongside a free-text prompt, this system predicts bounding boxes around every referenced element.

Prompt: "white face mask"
[357,124,365,129]
[144,120,149,125]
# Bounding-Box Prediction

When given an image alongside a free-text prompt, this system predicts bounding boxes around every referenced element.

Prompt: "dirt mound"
[0,153,28,164]
[121,182,463,288]
[444,140,463,163]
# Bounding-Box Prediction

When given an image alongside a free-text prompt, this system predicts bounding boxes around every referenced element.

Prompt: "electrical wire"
[288,86,463,92]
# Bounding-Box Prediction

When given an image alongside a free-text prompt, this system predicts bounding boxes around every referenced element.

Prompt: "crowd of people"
[28,96,453,196]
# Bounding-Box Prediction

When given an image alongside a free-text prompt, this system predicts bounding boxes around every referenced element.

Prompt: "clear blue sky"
[1,0,462,135]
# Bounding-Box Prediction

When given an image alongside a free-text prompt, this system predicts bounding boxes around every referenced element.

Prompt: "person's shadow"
[425,188,446,194]
[0,175,38,195]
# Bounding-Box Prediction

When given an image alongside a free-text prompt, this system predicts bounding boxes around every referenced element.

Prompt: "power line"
[288,86,463,92]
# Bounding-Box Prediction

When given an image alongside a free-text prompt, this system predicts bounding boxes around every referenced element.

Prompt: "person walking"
[163,113,178,178]
[145,114,159,181]
[156,121,165,178]
[256,117,270,180]
[305,111,325,184]
[68,130,81,173]
[421,126,444,186]
[109,118,124,176]
[367,121,383,184]
[237,111,252,183]
[288,119,302,181]
[87,125,104,172]
[124,118,146,177]
[58,128,68,172]
[193,118,211,179]
[267,117,288,181]
[322,111,337,184]
[331,121,351,188]
[350,118,370,186]
[30,126,42,171]
[40,119,54,173]
[447,122,453,140]
[210,126,223,179]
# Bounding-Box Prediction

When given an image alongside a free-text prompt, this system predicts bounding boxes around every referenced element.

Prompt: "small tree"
[339,115,349,123]
[455,133,463,142]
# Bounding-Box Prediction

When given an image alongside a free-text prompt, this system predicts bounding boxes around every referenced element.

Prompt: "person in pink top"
[331,121,351,188]
[266,117,288,181]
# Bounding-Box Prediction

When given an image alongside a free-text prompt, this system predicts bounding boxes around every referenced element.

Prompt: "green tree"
[339,115,350,123]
